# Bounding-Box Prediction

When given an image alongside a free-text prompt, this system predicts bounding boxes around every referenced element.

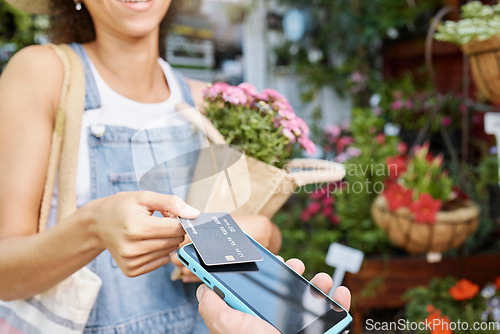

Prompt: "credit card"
[178,212,263,266]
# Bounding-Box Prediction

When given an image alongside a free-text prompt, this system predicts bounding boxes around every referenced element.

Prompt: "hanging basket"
[462,33,500,103]
[372,195,480,254]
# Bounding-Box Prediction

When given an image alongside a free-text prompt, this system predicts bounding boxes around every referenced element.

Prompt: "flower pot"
[462,34,500,103]
[371,195,480,254]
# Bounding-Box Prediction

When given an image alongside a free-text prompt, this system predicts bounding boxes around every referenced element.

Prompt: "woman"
[0,0,281,332]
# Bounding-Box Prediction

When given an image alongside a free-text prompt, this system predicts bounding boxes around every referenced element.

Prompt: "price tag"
[325,243,364,297]
[485,112,500,185]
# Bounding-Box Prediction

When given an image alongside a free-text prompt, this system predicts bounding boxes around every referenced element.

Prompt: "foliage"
[436,1,500,45]
[273,193,343,279]
[275,0,437,102]
[377,74,466,133]
[300,108,403,255]
[0,2,47,70]
[204,82,315,168]
[405,276,500,334]
[275,108,402,276]
[333,108,400,253]
[444,157,500,255]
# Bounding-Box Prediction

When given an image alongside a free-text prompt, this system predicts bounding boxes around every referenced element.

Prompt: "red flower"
[449,279,479,301]
[496,277,500,291]
[425,309,453,334]
[397,142,408,154]
[386,155,407,178]
[336,136,354,153]
[375,133,386,145]
[409,193,442,224]
[449,186,469,202]
[383,183,413,211]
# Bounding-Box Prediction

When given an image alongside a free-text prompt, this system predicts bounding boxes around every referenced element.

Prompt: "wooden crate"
[343,253,500,334]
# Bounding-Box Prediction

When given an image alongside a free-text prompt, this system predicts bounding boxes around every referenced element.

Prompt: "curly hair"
[48,0,179,58]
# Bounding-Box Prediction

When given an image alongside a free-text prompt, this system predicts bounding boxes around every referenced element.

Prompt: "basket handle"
[285,159,346,187]
[175,102,226,145]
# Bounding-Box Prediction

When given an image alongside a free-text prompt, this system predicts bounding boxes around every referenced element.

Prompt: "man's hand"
[196,258,351,334]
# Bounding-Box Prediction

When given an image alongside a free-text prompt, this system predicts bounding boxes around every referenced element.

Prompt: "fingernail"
[184,205,200,216]
[196,285,206,301]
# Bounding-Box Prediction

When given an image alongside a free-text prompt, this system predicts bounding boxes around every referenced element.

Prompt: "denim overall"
[69,44,208,334]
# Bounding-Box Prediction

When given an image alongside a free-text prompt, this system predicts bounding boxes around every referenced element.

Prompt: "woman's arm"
[0,47,196,300]
[0,45,101,300]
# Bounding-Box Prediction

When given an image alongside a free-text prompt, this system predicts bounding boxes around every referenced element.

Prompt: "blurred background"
[2,0,500,333]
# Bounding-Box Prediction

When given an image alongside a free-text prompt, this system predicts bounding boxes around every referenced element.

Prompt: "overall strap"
[171,69,196,107]
[68,43,102,110]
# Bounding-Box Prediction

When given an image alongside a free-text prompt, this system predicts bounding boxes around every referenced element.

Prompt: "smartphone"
[178,238,352,334]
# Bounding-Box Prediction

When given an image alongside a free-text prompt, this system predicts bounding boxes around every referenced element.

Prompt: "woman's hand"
[196,258,351,334]
[83,191,199,277]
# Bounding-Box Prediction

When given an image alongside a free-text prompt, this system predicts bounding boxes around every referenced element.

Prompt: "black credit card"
[178,212,263,266]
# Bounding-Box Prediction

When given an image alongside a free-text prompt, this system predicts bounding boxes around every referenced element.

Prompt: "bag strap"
[175,102,346,186]
[175,101,226,144]
[38,44,85,232]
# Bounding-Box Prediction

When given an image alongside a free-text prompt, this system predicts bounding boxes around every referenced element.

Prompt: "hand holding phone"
[196,258,351,334]
[178,237,352,334]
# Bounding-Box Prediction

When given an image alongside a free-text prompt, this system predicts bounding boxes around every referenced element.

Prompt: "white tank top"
[47,58,188,228]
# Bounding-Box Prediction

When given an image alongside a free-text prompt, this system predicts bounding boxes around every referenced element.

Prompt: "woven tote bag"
[175,102,346,218]
[0,44,101,334]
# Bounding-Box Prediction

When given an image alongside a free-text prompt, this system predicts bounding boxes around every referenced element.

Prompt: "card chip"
[225,255,235,262]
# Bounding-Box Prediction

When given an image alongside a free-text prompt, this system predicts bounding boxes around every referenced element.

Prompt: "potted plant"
[188,82,344,218]
[405,276,500,334]
[435,1,500,103]
[371,143,480,254]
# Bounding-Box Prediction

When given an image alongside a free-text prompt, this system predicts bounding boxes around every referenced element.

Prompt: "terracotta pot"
[372,195,480,254]
[462,34,500,103]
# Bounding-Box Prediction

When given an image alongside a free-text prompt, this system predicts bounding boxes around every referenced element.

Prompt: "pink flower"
[405,100,413,109]
[441,116,451,127]
[311,186,329,200]
[238,83,258,98]
[336,136,354,153]
[299,137,316,155]
[222,86,248,105]
[397,142,408,154]
[307,202,321,215]
[335,153,349,163]
[301,210,311,222]
[282,128,296,142]
[278,109,296,120]
[273,100,293,113]
[325,125,341,138]
[372,107,382,116]
[296,118,310,136]
[390,100,403,110]
[204,82,230,100]
[262,88,287,102]
[322,196,334,207]
[346,147,361,157]
[350,71,364,83]
[322,206,333,217]
[375,134,386,145]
